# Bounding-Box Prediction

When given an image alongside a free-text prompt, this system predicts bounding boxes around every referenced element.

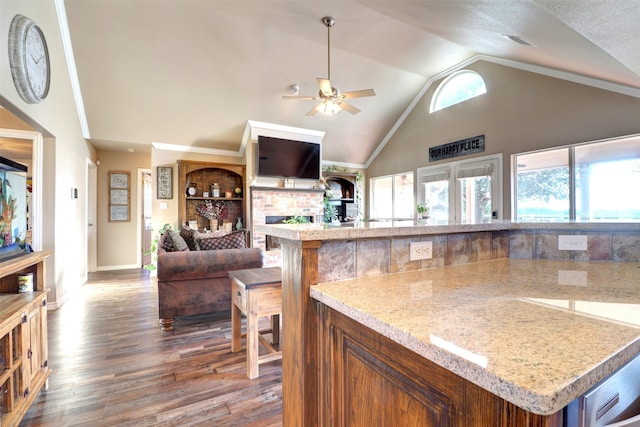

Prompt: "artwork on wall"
[108,171,130,221]
[157,166,173,199]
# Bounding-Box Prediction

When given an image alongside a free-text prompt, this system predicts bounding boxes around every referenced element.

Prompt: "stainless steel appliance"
[566,353,640,426]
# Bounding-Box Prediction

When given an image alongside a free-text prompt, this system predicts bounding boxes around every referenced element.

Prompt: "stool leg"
[231,300,242,353]
[271,314,280,345]
[247,293,259,379]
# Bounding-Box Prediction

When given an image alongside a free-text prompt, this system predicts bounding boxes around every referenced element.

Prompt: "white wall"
[1,1,95,307]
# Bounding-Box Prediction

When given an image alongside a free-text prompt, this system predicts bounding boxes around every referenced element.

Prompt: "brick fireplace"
[250,187,324,266]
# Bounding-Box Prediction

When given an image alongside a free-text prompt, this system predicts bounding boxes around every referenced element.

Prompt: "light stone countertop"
[256,220,639,242]
[310,259,640,415]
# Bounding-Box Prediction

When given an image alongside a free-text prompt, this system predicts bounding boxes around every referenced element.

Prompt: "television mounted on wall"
[257,135,321,180]
[0,156,29,263]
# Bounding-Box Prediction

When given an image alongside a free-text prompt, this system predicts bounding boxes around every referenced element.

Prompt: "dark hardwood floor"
[20,269,283,427]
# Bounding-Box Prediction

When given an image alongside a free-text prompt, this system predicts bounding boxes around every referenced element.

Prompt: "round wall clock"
[8,14,51,104]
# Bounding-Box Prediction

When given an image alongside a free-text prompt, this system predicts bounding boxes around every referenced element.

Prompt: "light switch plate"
[558,235,587,251]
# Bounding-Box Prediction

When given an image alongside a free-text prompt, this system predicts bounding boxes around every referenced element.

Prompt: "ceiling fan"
[283,16,376,116]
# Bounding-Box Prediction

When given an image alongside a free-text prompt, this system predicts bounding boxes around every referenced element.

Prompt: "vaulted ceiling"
[10,1,640,165]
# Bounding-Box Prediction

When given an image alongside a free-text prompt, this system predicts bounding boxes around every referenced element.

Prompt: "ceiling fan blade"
[317,78,332,96]
[340,89,376,99]
[306,104,320,116]
[282,95,319,100]
[339,101,361,115]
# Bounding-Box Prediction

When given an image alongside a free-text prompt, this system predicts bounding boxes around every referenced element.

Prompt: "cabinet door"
[23,298,47,394]
[321,307,455,426]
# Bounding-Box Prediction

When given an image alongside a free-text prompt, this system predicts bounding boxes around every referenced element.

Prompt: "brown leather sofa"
[156,230,264,331]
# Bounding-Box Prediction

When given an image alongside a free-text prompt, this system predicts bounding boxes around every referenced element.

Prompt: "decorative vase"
[236,217,243,230]
[210,218,218,231]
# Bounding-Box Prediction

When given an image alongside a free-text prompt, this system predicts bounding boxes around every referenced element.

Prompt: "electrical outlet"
[558,235,587,251]
[410,241,433,260]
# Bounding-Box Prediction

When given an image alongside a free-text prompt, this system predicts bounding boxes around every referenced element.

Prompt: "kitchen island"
[255,221,640,426]
[311,259,640,425]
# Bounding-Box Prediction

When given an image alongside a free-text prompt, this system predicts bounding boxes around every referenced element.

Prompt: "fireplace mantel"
[250,186,326,194]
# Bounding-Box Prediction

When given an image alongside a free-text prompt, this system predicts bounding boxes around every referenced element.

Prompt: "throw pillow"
[166,229,189,252]
[159,232,176,252]
[195,230,247,251]
[180,227,198,251]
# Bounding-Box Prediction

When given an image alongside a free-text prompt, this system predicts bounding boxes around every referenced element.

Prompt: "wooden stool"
[229,267,282,379]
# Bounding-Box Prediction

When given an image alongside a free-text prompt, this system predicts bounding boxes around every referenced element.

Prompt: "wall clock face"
[8,14,51,104]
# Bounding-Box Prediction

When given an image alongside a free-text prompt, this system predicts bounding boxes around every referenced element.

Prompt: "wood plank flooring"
[19,269,283,427]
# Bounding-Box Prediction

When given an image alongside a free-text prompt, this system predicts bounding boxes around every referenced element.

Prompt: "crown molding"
[55,0,90,139]
[151,142,243,157]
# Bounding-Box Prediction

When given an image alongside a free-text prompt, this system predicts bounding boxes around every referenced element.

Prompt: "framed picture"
[108,171,130,221]
[157,166,173,199]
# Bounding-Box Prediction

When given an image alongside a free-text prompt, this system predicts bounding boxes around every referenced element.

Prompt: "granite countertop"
[256,220,639,242]
[310,259,640,415]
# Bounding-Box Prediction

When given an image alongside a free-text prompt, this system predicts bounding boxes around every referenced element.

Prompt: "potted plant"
[144,223,172,273]
[417,202,430,219]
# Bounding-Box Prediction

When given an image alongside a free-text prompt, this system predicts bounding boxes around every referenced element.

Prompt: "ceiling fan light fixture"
[317,99,341,115]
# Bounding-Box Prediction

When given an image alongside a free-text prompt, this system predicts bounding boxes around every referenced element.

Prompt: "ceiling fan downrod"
[323,16,335,82]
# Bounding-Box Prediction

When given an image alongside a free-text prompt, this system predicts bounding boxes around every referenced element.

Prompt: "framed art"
[108,171,130,221]
[157,166,173,199]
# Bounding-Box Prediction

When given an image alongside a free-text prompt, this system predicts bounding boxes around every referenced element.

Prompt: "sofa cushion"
[166,229,189,252]
[195,229,247,250]
[180,227,199,251]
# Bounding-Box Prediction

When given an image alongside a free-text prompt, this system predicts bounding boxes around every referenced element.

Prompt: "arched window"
[430,70,486,113]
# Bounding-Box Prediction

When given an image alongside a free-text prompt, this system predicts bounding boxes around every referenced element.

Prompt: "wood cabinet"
[0,252,51,427]
[318,304,563,427]
[324,173,358,222]
[177,161,245,231]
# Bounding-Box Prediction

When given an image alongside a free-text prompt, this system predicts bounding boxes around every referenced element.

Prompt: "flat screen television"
[0,156,29,262]
[257,136,321,180]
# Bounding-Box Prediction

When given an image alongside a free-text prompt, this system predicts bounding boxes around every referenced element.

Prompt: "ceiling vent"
[502,34,534,46]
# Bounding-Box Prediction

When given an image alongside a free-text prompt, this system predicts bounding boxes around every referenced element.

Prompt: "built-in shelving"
[177,161,245,231]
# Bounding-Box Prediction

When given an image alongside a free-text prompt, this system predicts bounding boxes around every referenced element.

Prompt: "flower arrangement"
[196,200,226,219]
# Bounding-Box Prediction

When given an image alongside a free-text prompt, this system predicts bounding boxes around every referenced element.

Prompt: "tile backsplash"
[316,226,639,284]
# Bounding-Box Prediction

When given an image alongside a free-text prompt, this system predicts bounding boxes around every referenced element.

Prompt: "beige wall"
[95,150,150,268]
[367,61,640,218]
[1,1,96,308]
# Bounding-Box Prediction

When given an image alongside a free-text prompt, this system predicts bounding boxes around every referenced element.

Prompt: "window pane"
[431,70,487,113]
[371,177,392,219]
[459,176,491,224]
[394,174,414,219]
[422,180,449,224]
[515,148,570,222]
[575,139,640,220]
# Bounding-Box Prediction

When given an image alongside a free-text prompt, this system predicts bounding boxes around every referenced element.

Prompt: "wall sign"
[429,135,485,162]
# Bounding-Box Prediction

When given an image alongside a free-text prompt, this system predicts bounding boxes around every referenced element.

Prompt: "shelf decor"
[108,171,130,222]
[157,166,173,199]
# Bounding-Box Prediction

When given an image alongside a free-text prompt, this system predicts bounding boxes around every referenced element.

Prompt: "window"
[513,134,640,221]
[420,168,450,224]
[514,148,570,221]
[417,154,502,224]
[370,172,414,220]
[430,70,486,113]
